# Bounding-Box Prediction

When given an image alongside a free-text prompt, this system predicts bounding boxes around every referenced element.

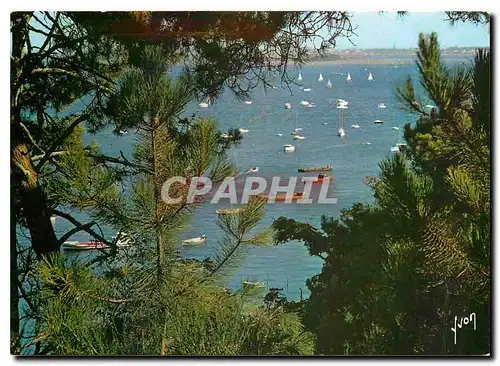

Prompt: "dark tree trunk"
[12,124,59,257]
[10,206,20,354]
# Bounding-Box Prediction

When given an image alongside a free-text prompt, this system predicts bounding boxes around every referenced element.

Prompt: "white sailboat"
[297,72,303,82]
[346,72,352,82]
[238,108,249,134]
[326,79,332,88]
[284,103,291,109]
[199,101,209,108]
[367,72,374,81]
[303,88,311,92]
[284,144,295,152]
[293,135,305,140]
[337,104,347,137]
[292,112,302,135]
[318,73,324,82]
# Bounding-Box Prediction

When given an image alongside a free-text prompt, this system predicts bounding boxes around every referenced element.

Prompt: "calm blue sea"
[55,56,471,300]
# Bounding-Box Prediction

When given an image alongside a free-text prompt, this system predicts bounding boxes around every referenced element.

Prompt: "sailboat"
[326,79,332,88]
[318,73,324,82]
[346,72,352,82]
[337,104,347,137]
[297,72,303,82]
[238,108,249,134]
[367,72,374,81]
[291,112,302,136]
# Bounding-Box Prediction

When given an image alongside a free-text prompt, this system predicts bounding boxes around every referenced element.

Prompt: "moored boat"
[62,241,109,251]
[303,173,334,184]
[297,164,332,173]
[182,235,207,246]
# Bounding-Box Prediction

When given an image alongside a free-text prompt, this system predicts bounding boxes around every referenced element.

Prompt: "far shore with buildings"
[306,46,486,65]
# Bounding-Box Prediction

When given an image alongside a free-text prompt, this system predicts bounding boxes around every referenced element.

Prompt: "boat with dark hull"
[297,164,332,173]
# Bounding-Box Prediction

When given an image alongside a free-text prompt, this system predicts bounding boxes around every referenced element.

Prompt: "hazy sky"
[333,12,490,49]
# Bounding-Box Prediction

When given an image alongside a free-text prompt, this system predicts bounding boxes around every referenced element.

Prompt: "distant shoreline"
[306,54,474,66]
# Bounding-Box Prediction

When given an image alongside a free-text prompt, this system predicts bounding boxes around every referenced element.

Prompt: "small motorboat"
[294,135,305,140]
[284,144,295,152]
[247,166,259,173]
[245,101,252,105]
[363,142,372,145]
[238,128,249,133]
[182,235,207,246]
[322,122,328,125]
[425,104,435,109]
[111,232,133,248]
[298,164,332,173]
[351,124,360,129]
[303,88,312,92]
[114,128,128,135]
[391,146,400,153]
[378,103,386,109]
[220,133,230,139]
[338,128,346,137]
[295,127,303,131]
[199,102,209,108]
[303,173,334,184]
[61,241,110,251]
[284,103,292,109]
[272,192,305,202]
[62,232,132,251]
[305,103,315,108]
[216,208,243,215]
[300,100,310,106]
[392,126,400,131]
[396,143,408,152]
[374,120,384,124]
[276,133,283,137]
[291,131,299,136]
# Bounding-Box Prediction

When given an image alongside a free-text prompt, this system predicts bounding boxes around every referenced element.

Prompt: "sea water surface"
[62,57,470,300]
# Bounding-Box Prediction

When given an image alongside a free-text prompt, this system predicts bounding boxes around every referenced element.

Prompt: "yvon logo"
[451,313,476,345]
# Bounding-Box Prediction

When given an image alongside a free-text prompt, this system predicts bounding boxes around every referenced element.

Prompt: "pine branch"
[36,113,89,171]
[52,209,115,249]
